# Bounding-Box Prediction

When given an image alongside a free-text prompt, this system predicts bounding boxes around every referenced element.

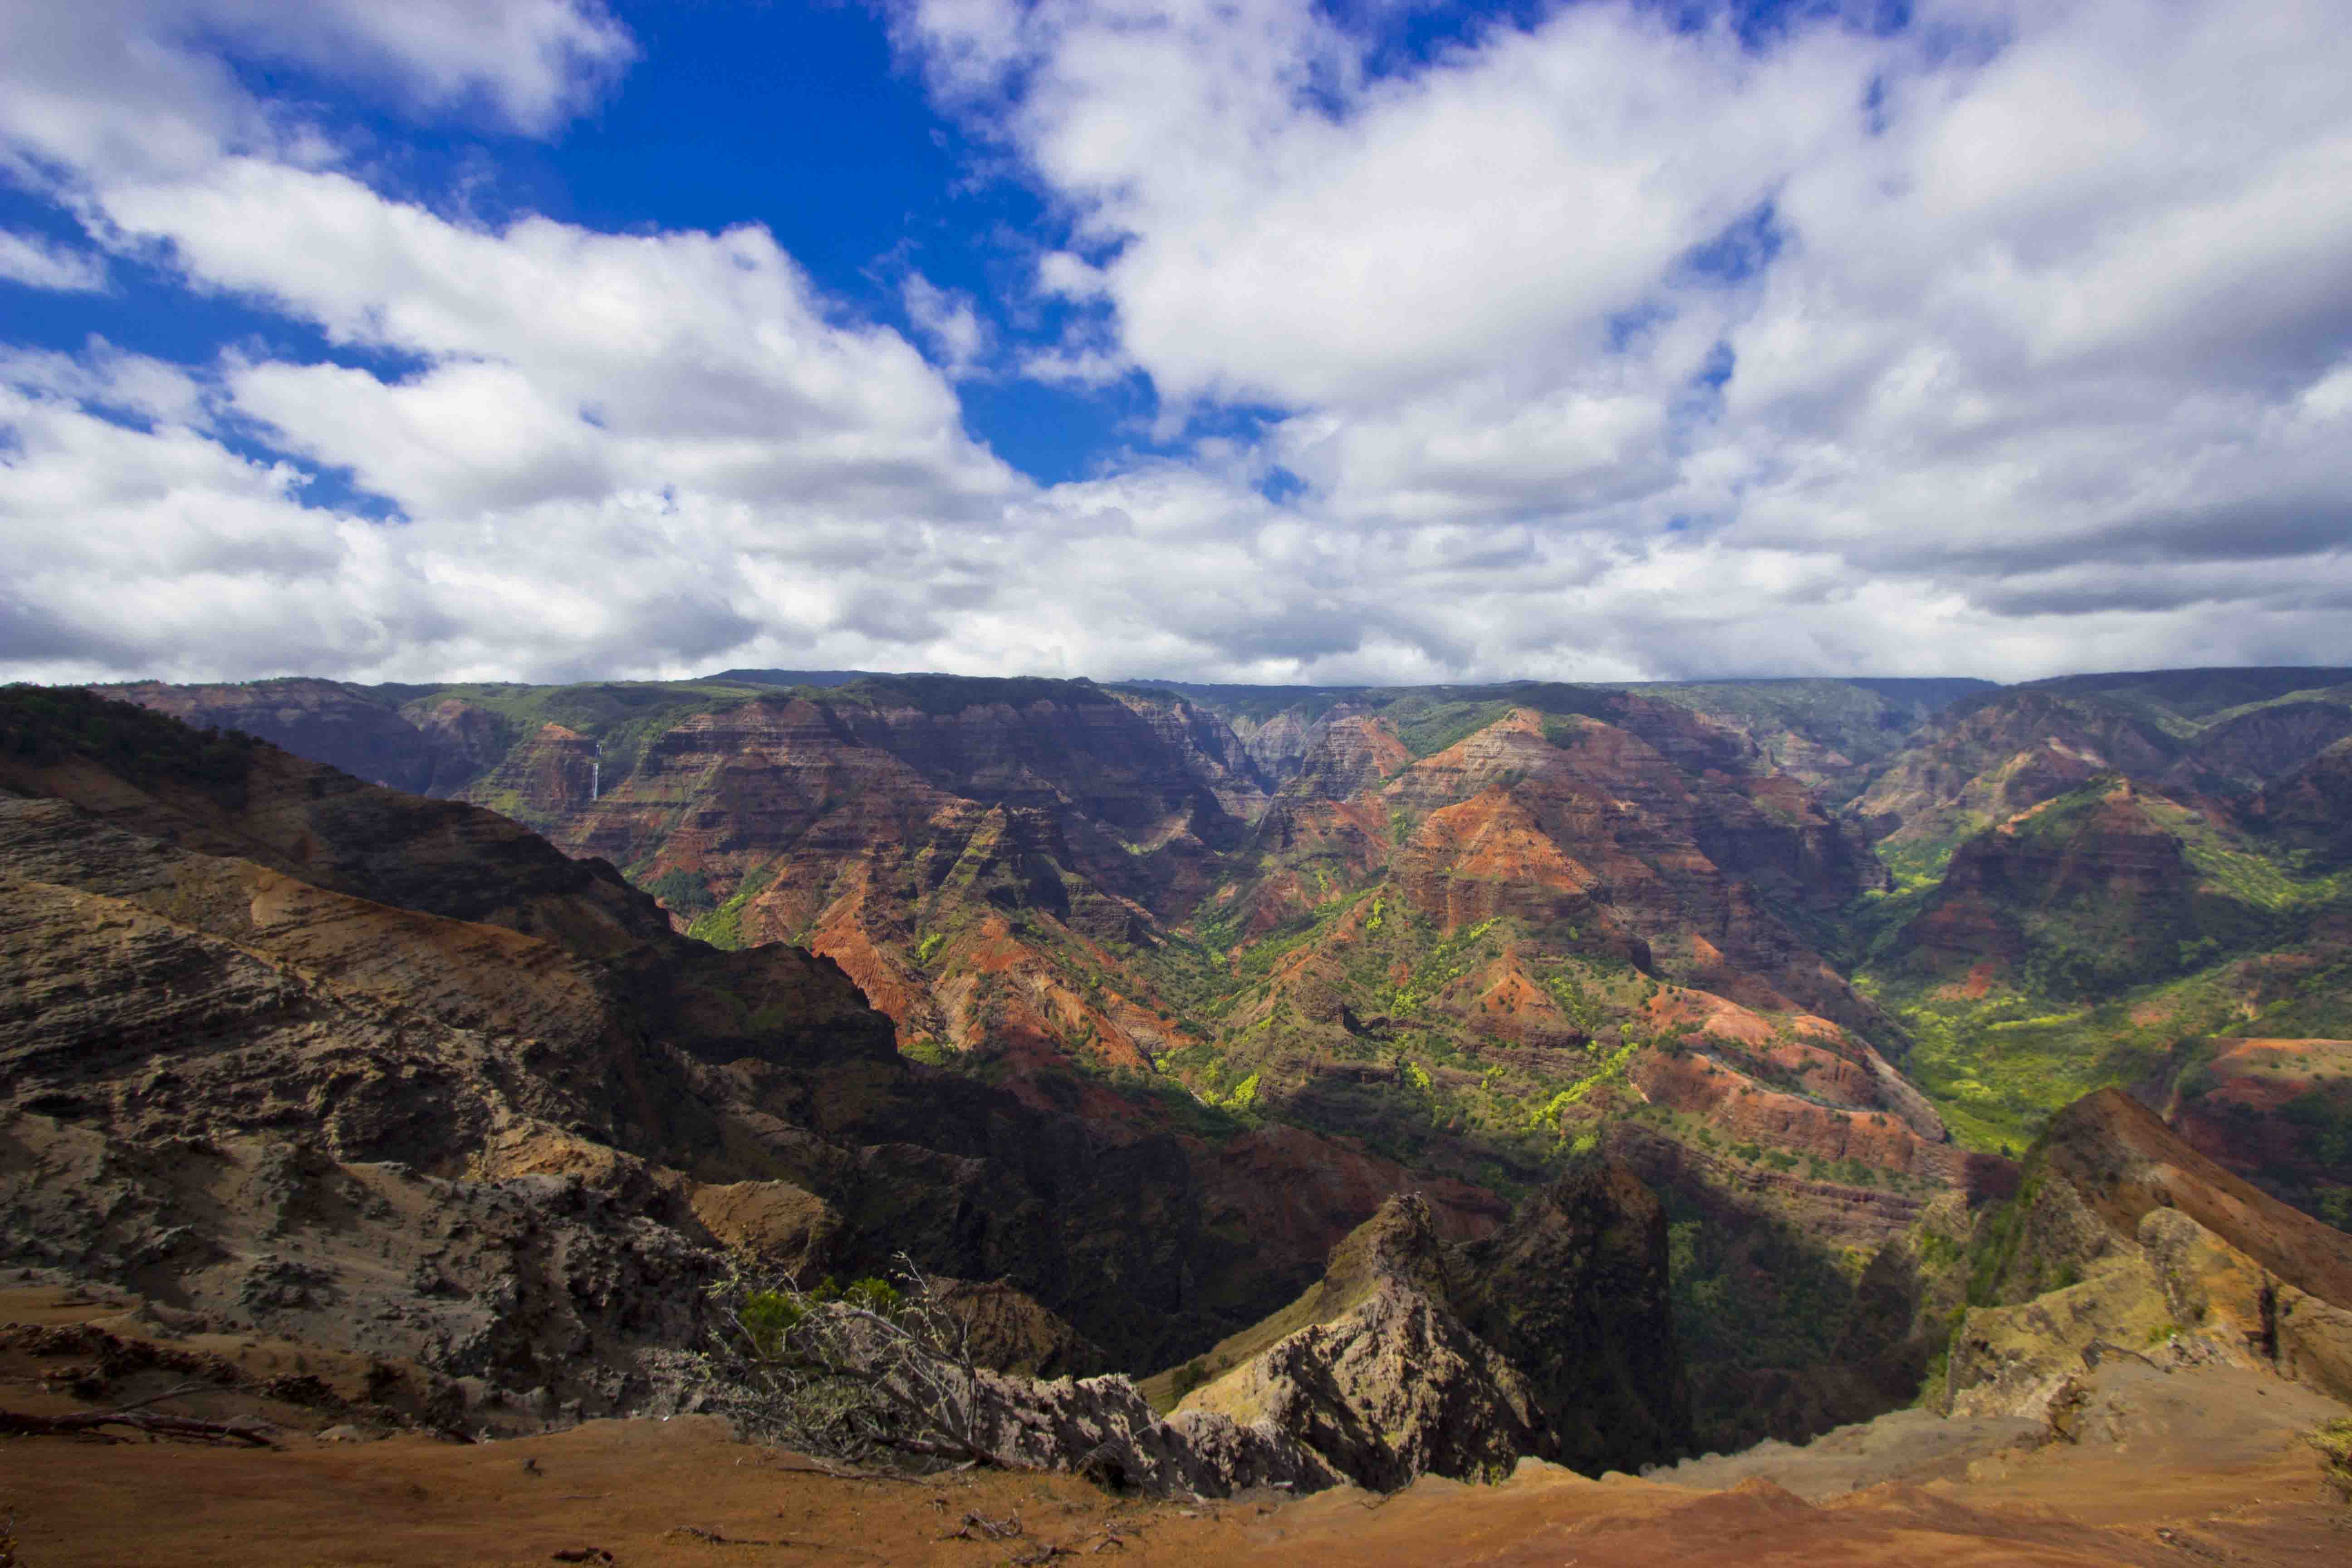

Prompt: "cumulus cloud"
[0,231,108,292]
[883,0,2352,673]
[2,0,2351,686]
[0,0,630,189]
[902,272,992,377]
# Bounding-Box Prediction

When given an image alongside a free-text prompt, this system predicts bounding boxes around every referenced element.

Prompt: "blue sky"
[2,1,2350,686]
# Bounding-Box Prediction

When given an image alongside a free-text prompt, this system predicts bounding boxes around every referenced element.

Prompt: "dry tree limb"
[937,1508,1024,1542]
[0,1406,274,1446]
[664,1524,787,1546]
[698,1253,1012,1474]
[86,1380,217,1415]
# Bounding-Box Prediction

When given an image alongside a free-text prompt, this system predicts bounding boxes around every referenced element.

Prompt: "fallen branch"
[664,1524,789,1547]
[938,1509,1023,1542]
[766,1456,938,1485]
[0,1406,273,1446]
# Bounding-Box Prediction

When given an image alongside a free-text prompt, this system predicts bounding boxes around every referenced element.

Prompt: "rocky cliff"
[0,689,1509,1404]
[85,671,1982,1452]
[1946,1087,2352,1425]
[1853,670,2352,879]
[1158,1165,1690,1487]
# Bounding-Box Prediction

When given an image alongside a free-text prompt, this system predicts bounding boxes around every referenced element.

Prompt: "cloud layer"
[2,0,2349,685]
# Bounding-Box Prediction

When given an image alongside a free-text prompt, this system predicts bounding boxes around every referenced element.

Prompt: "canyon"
[6,665,2350,1558]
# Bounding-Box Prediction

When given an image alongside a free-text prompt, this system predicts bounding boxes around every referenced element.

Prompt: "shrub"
[703,1258,988,1469]
[2312,1416,2352,1500]
[1169,1358,1211,1402]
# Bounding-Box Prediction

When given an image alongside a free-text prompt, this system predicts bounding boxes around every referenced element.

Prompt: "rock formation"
[0,690,1500,1410]
[1946,1088,2352,1425]
[1161,1164,1690,1489]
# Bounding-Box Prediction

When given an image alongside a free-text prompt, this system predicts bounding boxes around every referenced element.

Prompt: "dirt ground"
[5,1289,2350,1568]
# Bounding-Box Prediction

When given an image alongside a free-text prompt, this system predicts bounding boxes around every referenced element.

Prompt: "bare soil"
[6,1291,2349,1568]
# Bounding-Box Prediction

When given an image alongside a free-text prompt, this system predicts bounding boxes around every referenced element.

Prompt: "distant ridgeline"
[71,664,2352,1452]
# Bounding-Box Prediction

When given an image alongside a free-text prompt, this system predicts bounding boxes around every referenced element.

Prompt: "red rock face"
[2248,738,2352,867]
[1853,687,2178,846]
[440,691,1273,1078]
[2046,1087,2352,1309]
[2167,1037,2352,1210]
[474,721,601,816]
[1356,706,1888,1031]
[1632,1051,1960,1184]
[1894,784,2203,982]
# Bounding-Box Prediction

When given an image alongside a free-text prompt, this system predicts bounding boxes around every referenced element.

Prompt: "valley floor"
[7,1290,2348,1568]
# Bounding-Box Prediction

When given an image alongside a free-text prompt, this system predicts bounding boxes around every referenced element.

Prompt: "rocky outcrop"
[1172,1195,1542,1489]
[1945,1087,2352,1423]
[2025,1088,2352,1309]
[1451,1159,1694,1473]
[0,689,1514,1392]
[0,1113,718,1426]
[957,1369,1338,1496]
[1944,1250,2179,1424]
[1168,1167,1690,1488]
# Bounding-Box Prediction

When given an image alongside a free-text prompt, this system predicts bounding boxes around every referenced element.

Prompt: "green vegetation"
[1664,1192,1871,1452]
[1384,697,1516,759]
[0,685,259,804]
[1857,775,2352,1153]
[640,867,716,917]
[2312,1415,2352,1500]
[687,859,782,951]
[830,672,1117,716]
[419,678,769,787]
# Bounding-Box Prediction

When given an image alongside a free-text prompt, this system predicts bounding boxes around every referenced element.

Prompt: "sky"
[0,0,2348,688]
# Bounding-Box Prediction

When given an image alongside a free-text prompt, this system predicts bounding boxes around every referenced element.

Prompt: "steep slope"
[527,679,1269,1081]
[0,689,1507,1385]
[1853,765,2352,1198]
[2164,1038,2352,1230]
[1156,1165,1690,1485]
[81,678,469,795]
[1121,695,1968,1450]
[1854,669,2352,883]
[2247,736,2352,868]
[1948,1087,2352,1422]
[87,672,1985,1448]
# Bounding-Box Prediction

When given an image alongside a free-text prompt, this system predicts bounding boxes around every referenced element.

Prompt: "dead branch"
[91,1380,218,1415]
[937,1509,1023,1542]
[664,1524,787,1546]
[0,1406,273,1446]
[698,1254,1009,1473]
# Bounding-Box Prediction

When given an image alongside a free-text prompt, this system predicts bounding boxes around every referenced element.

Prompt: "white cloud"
[4,0,2352,688]
[0,0,629,191]
[881,0,2352,671]
[902,272,991,377]
[0,231,108,292]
